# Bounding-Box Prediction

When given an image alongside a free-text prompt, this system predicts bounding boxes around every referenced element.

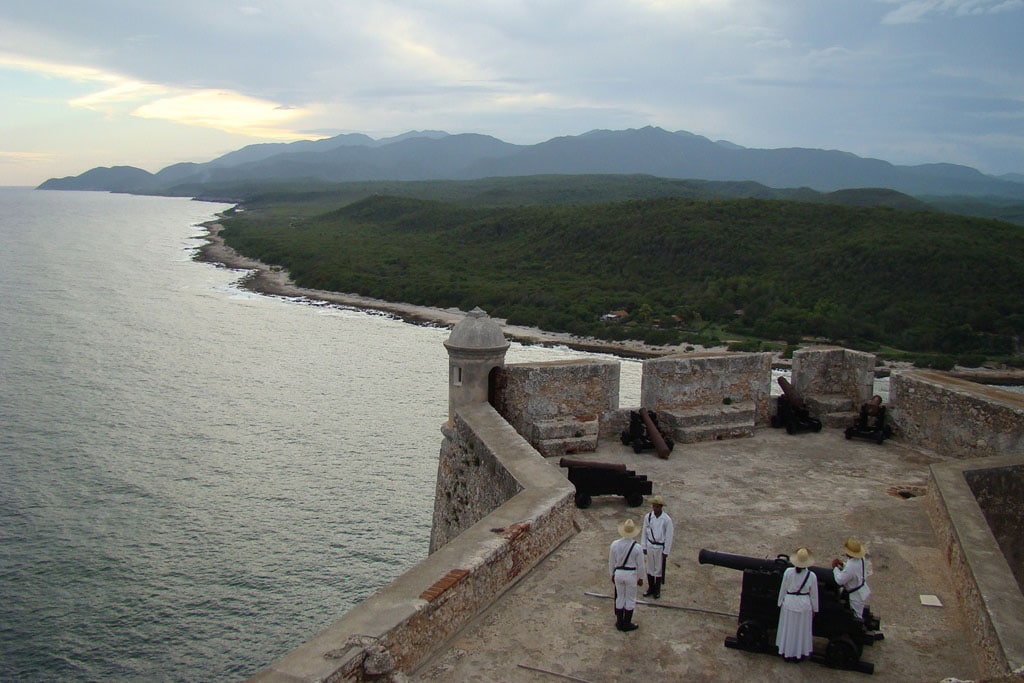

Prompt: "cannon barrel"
[698,548,791,572]
[699,548,839,587]
[558,458,627,471]
[776,376,803,408]
[640,407,671,459]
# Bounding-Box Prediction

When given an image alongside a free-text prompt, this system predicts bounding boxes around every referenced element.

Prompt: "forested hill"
[219,189,1024,365]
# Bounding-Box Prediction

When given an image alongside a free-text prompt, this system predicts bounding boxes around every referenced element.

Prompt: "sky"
[1,0,1022,187]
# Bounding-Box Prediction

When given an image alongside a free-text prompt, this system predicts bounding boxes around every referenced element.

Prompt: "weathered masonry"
[249,309,1023,682]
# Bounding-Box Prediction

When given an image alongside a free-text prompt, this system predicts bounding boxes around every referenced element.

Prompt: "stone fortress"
[250,307,1023,683]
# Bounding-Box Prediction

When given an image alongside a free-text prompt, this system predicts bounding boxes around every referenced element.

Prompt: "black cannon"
[845,396,893,444]
[770,377,822,434]
[698,548,882,674]
[559,457,652,508]
[620,408,674,457]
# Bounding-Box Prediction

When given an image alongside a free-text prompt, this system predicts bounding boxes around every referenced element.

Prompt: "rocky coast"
[195,222,689,360]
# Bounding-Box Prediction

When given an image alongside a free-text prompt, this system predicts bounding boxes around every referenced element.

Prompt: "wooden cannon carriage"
[559,458,652,508]
[845,396,893,444]
[699,548,883,674]
[770,377,822,434]
[619,408,674,458]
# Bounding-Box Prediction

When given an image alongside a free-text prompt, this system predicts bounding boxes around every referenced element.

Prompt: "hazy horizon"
[3,1,1023,186]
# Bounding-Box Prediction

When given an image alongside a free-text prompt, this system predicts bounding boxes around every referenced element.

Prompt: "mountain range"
[38,126,1024,200]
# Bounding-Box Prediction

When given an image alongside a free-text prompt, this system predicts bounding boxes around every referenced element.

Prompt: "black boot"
[642,576,655,597]
[652,576,661,599]
[622,609,638,631]
[614,608,624,630]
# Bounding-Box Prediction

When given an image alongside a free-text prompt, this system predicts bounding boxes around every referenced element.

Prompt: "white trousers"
[613,570,639,610]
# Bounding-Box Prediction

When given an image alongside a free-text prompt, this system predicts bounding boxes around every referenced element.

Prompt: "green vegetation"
[217,177,1024,365]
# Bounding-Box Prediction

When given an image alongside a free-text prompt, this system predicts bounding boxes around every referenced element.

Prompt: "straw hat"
[843,537,866,558]
[649,495,665,507]
[618,518,640,539]
[792,547,815,568]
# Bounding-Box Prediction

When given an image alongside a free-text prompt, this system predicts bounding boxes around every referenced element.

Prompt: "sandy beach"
[194,222,694,360]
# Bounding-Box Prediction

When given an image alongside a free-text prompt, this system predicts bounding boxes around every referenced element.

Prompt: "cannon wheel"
[814,421,822,432]
[876,431,886,444]
[620,430,631,446]
[632,441,644,454]
[625,492,644,507]
[735,620,769,652]
[825,635,860,669]
[785,422,796,435]
[845,428,853,440]
[574,492,592,509]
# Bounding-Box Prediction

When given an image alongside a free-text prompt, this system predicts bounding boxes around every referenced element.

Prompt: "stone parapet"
[248,404,575,682]
[927,456,1024,678]
[890,370,1024,458]
[639,351,772,428]
[791,346,876,404]
[495,359,620,456]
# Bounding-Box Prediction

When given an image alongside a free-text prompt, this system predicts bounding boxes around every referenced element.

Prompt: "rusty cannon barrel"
[698,548,837,587]
[772,377,822,434]
[558,457,626,471]
[640,407,672,459]
[699,548,879,673]
[776,376,803,408]
[698,548,791,573]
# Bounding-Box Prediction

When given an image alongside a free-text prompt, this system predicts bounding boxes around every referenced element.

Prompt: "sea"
[0,188,642,682]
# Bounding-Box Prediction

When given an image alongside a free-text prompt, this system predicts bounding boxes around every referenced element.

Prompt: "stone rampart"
[639,351,772,426]
[791,346,876,403]
[890,370,1024,458]
[494,359,620,452]
[249,403,575,682]
[927,456,1024,677]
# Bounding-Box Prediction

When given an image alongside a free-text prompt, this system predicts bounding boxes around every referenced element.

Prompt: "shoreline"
[193,223,1024,382]
[194,223,686,360]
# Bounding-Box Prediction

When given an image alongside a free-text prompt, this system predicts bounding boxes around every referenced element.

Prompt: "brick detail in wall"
[419,569,470,602]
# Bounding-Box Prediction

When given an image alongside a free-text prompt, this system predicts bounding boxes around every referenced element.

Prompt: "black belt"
[615,566,637,572]
[787,591,809,595]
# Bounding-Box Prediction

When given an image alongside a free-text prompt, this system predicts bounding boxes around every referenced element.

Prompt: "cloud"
[878,0,1024,24]
[0,150,53,163]
[0,50,319,140]
[133,90,321,139]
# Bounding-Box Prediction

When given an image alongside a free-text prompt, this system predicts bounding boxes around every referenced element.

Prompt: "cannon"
[770,377,822,434]
[559,457,652,508]
[845,396,893,444]
[620,408,674,457]
[698,548,882,674]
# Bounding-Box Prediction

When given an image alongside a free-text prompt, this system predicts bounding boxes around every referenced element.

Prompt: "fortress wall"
[791,346,876,404]
[429,413,522,552]
[927,456,1024,678]
[495,359,621,444]
[639,351,772,425]
[250,403,575,682]
[890,370,1024,458]
[965,465,1024,592]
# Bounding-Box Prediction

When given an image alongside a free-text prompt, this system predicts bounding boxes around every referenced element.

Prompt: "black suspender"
[615,541,638,572]
[786,569,811,593]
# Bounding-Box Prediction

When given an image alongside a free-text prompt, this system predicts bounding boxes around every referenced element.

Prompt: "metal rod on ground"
[516,663,593,682]
[584,591,738,618]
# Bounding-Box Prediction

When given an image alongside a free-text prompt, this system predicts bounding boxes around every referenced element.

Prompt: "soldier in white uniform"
[832,537,871,619]
[776,547,819,662]
[641,495,673,599]
[608,518,645,631]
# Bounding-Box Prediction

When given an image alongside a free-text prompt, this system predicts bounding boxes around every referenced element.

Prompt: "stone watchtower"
[443,307,509,424]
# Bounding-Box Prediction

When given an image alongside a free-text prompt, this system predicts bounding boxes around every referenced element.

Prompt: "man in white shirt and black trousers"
[641,495,674,599]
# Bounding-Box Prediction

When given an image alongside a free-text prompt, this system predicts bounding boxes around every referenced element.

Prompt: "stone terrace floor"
[409,427,986,683]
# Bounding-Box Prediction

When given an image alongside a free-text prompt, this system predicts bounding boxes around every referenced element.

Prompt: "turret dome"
[444,307,508,352]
